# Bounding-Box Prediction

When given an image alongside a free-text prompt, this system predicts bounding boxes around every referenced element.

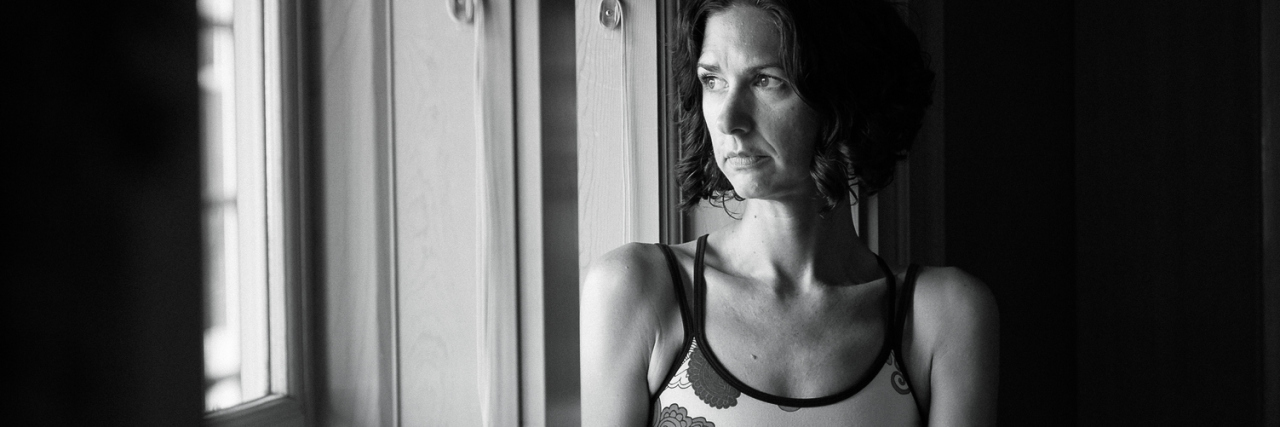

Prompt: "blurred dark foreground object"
[9,1,204,425]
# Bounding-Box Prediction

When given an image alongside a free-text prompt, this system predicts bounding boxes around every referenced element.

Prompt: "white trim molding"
[473,0,521,426]
[576,0,662,268]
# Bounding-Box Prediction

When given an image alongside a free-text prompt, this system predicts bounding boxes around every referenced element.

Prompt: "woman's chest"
[652,338,921,427]
[699,288,889,398]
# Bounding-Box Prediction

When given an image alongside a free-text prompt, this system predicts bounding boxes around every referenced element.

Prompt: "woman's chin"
[729,185,812,204]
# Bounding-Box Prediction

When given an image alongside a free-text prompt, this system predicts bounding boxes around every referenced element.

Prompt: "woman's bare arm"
[917,267,1000,426]
[580,243,669,425]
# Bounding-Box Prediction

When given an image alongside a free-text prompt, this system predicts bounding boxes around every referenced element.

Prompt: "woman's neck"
[718,196,882,293]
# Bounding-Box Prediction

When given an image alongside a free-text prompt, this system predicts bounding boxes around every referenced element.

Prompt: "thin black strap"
[693,235,709,340]
[655,243,694,328]
[895,264,921,339]
[893,263,922,403]
[651,243,696,408]
[876,256,898,345]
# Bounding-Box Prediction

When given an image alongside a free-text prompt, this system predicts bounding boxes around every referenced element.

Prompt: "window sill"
[205,394,305,427]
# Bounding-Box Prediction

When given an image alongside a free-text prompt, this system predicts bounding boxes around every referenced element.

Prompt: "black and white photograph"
[11,0,1278,425]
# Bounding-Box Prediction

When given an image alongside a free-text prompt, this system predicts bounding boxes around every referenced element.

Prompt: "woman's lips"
[725,155,767,168]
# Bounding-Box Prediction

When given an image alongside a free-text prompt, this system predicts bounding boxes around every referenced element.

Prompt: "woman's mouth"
[725,155,767,168]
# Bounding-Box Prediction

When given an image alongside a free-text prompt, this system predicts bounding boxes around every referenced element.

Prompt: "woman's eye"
[700,76,725,90]
[753,75,784,89]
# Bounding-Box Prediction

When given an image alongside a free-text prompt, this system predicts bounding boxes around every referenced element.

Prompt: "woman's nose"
[714,89,753,136]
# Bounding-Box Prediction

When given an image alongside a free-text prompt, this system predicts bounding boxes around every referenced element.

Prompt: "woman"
[581,0,998,425]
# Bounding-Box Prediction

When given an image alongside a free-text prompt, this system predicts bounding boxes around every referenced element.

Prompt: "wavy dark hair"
[674,0,934,212]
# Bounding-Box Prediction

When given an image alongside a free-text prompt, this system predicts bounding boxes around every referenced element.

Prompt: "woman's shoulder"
[581,243,692,414]
[912,266,995,308]
[581,242,685,316]
[907,265,999,347]
[901,266,1000,420]
[585,243,671,288]
[910,266,997,320]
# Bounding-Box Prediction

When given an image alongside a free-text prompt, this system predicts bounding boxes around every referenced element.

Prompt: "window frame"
[203,0,312,425]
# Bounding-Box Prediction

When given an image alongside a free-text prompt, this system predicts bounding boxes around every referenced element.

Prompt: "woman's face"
[699,5,820,202]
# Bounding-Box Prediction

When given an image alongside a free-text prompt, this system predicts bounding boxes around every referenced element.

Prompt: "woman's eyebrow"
[746,63,784,73]
[696,62,783,74]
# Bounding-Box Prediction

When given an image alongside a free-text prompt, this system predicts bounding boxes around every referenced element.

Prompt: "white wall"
[318,0,520,425]
[317,0,397,424]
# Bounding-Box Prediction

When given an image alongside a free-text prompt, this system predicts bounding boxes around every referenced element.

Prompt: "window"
[199,0,308,424]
